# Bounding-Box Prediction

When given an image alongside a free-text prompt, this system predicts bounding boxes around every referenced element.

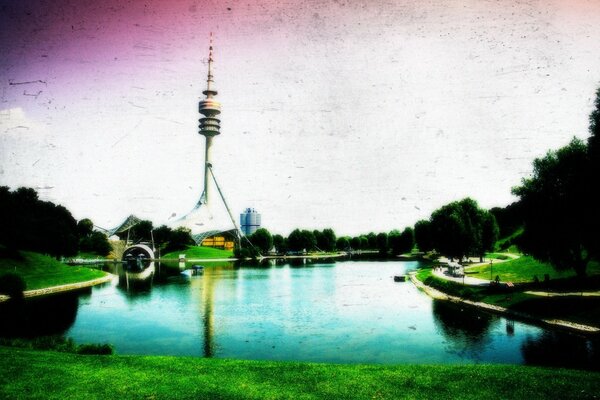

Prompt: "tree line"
[237,226,417,258]
[0,187,110,258]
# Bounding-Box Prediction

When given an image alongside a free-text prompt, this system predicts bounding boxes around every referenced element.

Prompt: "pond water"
[1,260,598,368]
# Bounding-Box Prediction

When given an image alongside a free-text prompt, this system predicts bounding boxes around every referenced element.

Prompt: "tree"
[367,232,377,249]
[166,227,194,252]
[388,230,402,255]
[350,236,361,250]
[398,227,415,255]
[414,219,433,252]
[250,228,273,255]
[320,228,336,252]
[376,232,388,255]
[77,218,94,237]
[429,198,489,261]
[480,212,499,260]
[272,234,287,254]
[512,137,592,277]
[153,225,173,249]
[300,230,317,252]
[0,186,78,258]
[336,236,350,251]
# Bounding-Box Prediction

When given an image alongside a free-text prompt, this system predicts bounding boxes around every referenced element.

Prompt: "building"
[240,208,261,236]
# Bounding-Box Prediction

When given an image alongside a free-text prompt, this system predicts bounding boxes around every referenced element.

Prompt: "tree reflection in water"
[0,291,80,337]
[521,331,600,370]
[432,300,500,361]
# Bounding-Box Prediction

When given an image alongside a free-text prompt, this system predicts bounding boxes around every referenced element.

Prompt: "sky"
[1,0,600,237]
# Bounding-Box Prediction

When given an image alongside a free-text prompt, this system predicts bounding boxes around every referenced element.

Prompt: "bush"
[0,273,26,298]
[77,343,114,355]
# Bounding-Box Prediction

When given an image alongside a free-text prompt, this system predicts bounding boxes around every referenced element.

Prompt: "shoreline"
[0,273,114,303]
[408,272,600,335]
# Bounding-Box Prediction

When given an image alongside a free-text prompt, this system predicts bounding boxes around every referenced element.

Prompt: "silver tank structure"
[240,208,261,236]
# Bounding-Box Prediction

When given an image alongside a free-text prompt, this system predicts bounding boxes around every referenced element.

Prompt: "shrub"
[0,273,26,299]
[77,343,114,355]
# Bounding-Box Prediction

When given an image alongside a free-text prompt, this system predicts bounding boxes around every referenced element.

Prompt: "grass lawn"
[161,245,233,260]
[466,256,600,283]
[0,250,107,291]
[1,348,599,400]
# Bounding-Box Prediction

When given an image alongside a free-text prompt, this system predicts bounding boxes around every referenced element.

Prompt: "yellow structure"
[201,235,234,250]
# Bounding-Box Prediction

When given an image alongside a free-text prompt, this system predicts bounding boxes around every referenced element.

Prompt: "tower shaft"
[198,33,221,205]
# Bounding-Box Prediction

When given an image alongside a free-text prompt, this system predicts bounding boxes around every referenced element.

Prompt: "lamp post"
[490,259,493,281]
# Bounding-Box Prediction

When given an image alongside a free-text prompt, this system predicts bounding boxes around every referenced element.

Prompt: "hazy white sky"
[1,0,600,236]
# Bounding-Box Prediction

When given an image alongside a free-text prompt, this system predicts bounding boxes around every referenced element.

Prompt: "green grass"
[161,245,234,260]
[0,250,107,291]
[1,347,599,400]
[466,256,600,283]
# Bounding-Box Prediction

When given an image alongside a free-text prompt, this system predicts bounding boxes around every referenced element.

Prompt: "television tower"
[198,33,221,205]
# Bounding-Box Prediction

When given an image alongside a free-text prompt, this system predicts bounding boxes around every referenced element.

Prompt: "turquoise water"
[3,260,597,367]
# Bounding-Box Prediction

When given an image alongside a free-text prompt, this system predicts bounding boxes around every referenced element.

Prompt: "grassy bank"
[0,250,107,291]
[415,267,600,328]
[466,256,600,283]
[162,245,233,260]
[1,348,599,400]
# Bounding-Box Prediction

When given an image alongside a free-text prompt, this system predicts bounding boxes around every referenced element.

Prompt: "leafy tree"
[414,219,433,252]
[398,227,415,254]
[77,218,94,237]
[388,230,402,255]
[389,228,415,255]
[480,212,499,260]
[336,236,350,251]
[250,228,273,255]
[512,138,592,277]
[359,236,369,249]
[489,202,523,239]
[376,232,388,255]
[165,227,194,252]
[287,229,304,252]
[350,236,361,250]
[300,230,317,252]
[272,234,287,254]
[367,232,377,249]
[0,186,78,258]
[429,198,488,261]
[153,225,173,248]
[320,228,336,252]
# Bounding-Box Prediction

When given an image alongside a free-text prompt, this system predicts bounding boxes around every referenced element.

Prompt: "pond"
[1,260,598,369]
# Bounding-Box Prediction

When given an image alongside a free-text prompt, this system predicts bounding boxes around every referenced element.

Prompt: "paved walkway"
[431,267,490,286]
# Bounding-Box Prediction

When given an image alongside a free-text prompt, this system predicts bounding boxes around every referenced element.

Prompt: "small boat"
[394,275,406,282]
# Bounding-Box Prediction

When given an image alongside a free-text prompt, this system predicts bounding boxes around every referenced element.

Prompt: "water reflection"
[0,292,80,337]
[522,331,600,370]
[432,300,500,361]
[1,261,598,369]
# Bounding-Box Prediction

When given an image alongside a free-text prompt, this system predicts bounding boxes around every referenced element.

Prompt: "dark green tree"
[250,228,273,255]
[165,227,194,252]
[388,230,402,255]
[320,228,336,252]
[287,229,304,252]
[480,212,500,260]
[367,232,377,249]
[398,227,415,255]
[512,137,592,277]
[350,236,361,250]
[272,234,287,254]
[376,232,388,255]
[336,236,350,251]
[414,219,433,252]
[77,218,94,237]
